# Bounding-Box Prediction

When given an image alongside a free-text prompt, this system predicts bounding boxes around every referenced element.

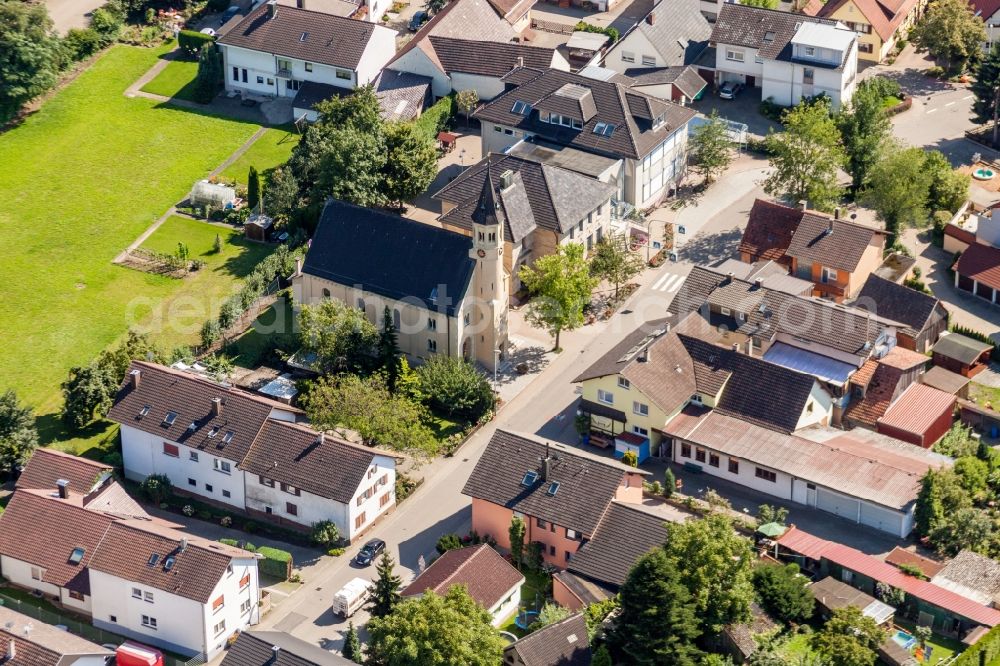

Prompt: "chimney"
[833,207,840,220]
[212,397,223,417]
[296,0,304,7]
[6,639,14,661]
[540,443,551,481]
[646,11,655,24]
[180,538,188,552]
[798,199,808,211]
[747,338,754,355]
[129,368,141,389]
[294,257,302,276]
[56,479,69,500]
[516,56,524,68]
[827,218,834,234]
[267,0,277,18]
[270,645,281,664]
[754,278,763,289]
[732,343,739,352]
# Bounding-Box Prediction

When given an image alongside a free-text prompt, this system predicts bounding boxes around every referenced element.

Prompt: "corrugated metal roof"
[779,527,1000,628]
[877,383,957,435]
[763,342,857,385]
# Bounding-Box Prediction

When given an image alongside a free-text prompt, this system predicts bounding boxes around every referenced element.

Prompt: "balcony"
[813,280,846,299]
[276,67,292,78]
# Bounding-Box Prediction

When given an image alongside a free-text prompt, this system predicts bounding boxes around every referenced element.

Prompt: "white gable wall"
[388,50,451,98]
[346,454,396,539]
[793,381,835,430]
[602,29,661,74]
[356,25,399,84]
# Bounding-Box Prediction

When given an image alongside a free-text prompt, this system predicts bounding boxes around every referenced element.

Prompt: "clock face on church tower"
[477,249,486,258]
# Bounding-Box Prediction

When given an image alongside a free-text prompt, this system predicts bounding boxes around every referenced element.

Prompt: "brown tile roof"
[879,345,929,371]
[815,0,919,41]
[932,550,1000,605]
[486,0,534,20]
[843,363,904,427]
[855,275,945,337]
[475,67,696,160]
[427,36,557,77]
[711,4,843,61]
[402,544,523,609]
[462,430,646,535]
[567,502,671,588]
[739,199,803,263]
[108,361,295,465]
[504,613,591,666]
[223,632,355,666]
[0,606,111,665]
[15,448,111,495]
[851,359,879,390]
[387,0,519,69]
[88,521,243,603]
[0,635,60,666]
[954,242,1000,292]
[786,213,882,273]
[240,421,375,504]
[884,546,945,578]
[626,66,709,99]
[0,491,115,595]
[218,3,391,70]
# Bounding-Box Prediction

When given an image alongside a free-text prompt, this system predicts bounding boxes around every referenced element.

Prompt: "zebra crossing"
[650,270,686,293]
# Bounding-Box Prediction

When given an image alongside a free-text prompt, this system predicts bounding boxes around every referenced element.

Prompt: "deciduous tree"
[0,0,63,123]
[974,45,1000,146]
[298,299,379,374]
[519,243,598,350]
[862,143,932,244]
[752,563,815,624]
[367,551,402,618]
[383,122,437,207]
[689,110,734,183]
[911,0,986,74]
[415,356,495,421]
[764,98,846,212]
[811,606,882,666]
[838,78,893,191]
[456,89,479,127]
[0,390,38,473]
[925,150,970,214]
[589,232,644,298]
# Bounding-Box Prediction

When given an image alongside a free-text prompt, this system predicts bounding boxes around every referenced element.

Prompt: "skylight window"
[148,553,160,567]
[221,431,235,445]
[138,405,151,418]
[69,547,85,565]
[511,100,532,115]
[546,481,560,496]
[187,422,197,432]
[763,31,776,43]
[299,31,308,42]
[208,426,220,438]
[162,412,177,426]
[521,471,538,487]
[593,122,615,137]
[163,556,176,572]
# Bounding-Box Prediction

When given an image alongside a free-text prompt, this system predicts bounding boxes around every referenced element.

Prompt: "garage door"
[817,488,859,522]
[859,502,902,536]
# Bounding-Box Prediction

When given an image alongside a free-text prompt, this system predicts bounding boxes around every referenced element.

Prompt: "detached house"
[0,449,261,660]
[711,4,858,109]
[0,605,112,666]
[804,0,926,62]
[475,67,696,207]
[108,361,397,541]
[292,199,509,372]
[462,430,648,568]
[217,1,396,120]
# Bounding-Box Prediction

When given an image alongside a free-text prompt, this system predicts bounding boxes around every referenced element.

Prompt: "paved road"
[44,0,106,34]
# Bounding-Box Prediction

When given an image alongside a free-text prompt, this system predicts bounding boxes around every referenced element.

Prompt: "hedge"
[573,21,619,43]
[257,546,294,580]
[953,624,1000,665]
[178,29,215,56]
[412,94,456,142]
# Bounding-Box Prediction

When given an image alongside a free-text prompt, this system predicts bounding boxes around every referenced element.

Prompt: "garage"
[860,501,904,536]
[817,488,859,521]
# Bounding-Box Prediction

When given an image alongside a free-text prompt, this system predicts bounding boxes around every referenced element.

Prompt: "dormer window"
[543,112,582,129]
[511,100,532,115]
[593,122,615,137]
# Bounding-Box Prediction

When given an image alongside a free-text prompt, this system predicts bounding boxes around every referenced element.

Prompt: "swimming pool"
[893,630,917,650]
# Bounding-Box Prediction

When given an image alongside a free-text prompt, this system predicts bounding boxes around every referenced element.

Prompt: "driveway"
[691,91,780,138]
[44,0,106,34]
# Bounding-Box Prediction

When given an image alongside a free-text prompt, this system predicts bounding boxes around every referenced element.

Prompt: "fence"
[530,17,575,34]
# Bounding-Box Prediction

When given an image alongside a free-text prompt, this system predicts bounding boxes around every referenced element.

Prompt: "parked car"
[332,578,374,618]
[718,81,743,100]
[409,10,428,31]
[220,5,240,24]
[354,538,386,566]
[200,27,217,36]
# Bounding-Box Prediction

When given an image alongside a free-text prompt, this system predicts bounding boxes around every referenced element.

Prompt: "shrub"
[621,449,638,467]
[182,504,194,516]
[220,516,232,527]
[436,533,462,554]
[311,520,341,547]
[257,546,294,580]
[65,28,103,61]
[196,509,212,521]
[759,97,786,122]
[177,29,215,56]
[573,20,619,43]
[140,474,172,504]
[753,562,815,623]
[395,473,418,502]
[927,65,946,78]
[416,356,495,421]
[898,563,927,579]
[90,7,122,43]
[327,547,346,557]
[412,94,456,141]
[201,319,221,347]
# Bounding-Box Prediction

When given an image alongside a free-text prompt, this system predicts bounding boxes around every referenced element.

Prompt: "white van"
[332,577,373,618]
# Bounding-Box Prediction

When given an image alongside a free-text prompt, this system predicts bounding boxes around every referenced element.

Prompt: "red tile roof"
[877,383,956,436]
[778,527,1000,627]
[843,363,904,427]
[402,544,523,610]
[954,243,1000,292]
[815,0,920,41]
[739,199,803,263]
[884,546,945,578]
[879,346,930,371]
[16,448,112,496]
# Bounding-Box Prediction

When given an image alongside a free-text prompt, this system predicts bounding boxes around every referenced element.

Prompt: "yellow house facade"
[811,0,926,62]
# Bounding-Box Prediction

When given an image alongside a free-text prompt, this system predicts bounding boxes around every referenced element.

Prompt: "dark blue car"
[354,539,386,566]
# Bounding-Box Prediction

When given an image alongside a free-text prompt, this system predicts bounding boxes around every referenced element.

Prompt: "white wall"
[714,44,764,83]
[346,454,396,539]
[356,25,399,85]
[0,556,83,609]
[244,475,349,535]
[602,29,661,74]
[793,381,834,430]
[388,50,451,98]
[120,424,246,510]
[451,72,506,102]
[488,581,522,626]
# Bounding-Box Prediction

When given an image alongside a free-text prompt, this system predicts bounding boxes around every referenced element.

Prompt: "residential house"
[15,447,113,496]
[222,631,356,665]
[461,430,648,568]
[292,199,509,371]
[666,407,946,536]
[931,551,1000,608]
[0,605,112,666]
[953,242,1000,307]
[385,0,556,99]
[0,451,261,660]
[503,613,591,666]
[711,4,858,110]
[401,544,524,626]
[108,361,397,541]
[574,317,834,454]
[854,275,949,352]
[475,67,697,207]
[217,1,396,120]
[600,0,712,104]
[972,0,1000,52]
[776,526,1000,638]
[551,501,674,609]
[805,0,927,62]
[433,155,617,292]
[932,333,994,378]
[738,199,805,267]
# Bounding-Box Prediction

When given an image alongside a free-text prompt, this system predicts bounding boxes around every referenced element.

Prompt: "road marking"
[926,108,938,114]
[945,101,956,107]
[651,272,674,291]
[651,273,685,293]
[964,95,974,100]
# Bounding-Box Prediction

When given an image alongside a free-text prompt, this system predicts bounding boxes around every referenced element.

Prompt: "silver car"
[718,81,744,100]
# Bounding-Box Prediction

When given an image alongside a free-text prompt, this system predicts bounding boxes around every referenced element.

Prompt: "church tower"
[469,163,509,372]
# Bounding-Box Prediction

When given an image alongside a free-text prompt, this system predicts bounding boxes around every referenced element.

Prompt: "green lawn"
[882,95,904,109]
[777,631,821,662]
[0,43,261,443]
[223,296,297,369]
[220,126,301,184]
[894,620,964,664]
[140,57,200,102]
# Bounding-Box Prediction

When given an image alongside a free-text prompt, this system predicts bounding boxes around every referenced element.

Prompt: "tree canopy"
[589,232,645,299]
[0,390,39,473]
[862,143,933,243]
[367,551,403,618]
[0,0,63,123]
[974,45,1000,146]
[752,562,815,624]
[838,78,893,192]
[415,356,495,422]
[298,299,379,374]
[911,0,986,74]
[689,111,734,183]
[810,606,882,666]
[519,243,597,350]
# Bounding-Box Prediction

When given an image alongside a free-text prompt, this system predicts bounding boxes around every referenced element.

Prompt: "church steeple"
[472,161,506,232]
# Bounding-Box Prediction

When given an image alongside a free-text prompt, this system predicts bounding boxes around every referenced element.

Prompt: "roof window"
[138,405,151,418]
[521,471,538,486]
[221,431,235,445]
[147,553,160,567]
[208,426,220,438]
[299,31,308,42]
[593,122,615,137]
[163,556,176,572]
[511,100,532,115]
[546,481,560,496]
[162,411,177,426]
[69,547,85,565]
[763,31,776,43]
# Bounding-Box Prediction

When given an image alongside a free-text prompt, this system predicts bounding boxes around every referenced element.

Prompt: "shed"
[566,31,610,68]
[245,213,274,242]
[921,365,971,399]
[614,431,650,463]
[810,576,896,624]
[189,180,236,211]
[719,603,779,663]
[876,384,957,448]
[257,374,298,404]
[931,333,993,378]
[959,399,1000,438]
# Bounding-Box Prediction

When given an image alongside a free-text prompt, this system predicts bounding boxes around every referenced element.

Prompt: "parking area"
[691,87,780,138]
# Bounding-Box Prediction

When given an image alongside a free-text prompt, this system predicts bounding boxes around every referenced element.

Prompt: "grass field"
[140,56,200,102]
[0,43,261,436]
[220,126,301,184]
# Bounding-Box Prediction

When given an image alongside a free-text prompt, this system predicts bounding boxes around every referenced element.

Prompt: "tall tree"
[689,111,734,182]
[416,356,495,421]
[61,362,117,430]
[456,89,479,127]
[383,122,438,207]
[911,0,986,74]
[862,142,933,245]
[342,621,363,664]
[378,306,400,384]
[925,150,970,214]
[610,549,703,665]
[317,126,388,207]
[266,167,300,219]
[367,586,505,666]
[0,390,38,473]
[367,551,403,618]
[752,563,815,623]
[764,98,846,212]
[193,43,222,104]
[519,243,598,350]
[247,166,261,210]
[0,0,63,123]
[592,645,612,666]
[811,606,883,666]
[838,78,893,192]
[663,513,754,633]
[974,45,1000,147]
[298,299,379,374]
[509,515,526,569]
[589,232,644,299]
